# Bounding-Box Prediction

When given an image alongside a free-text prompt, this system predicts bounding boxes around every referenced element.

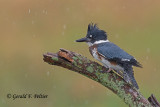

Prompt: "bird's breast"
[89,45,104,61]
[89,45,124,71]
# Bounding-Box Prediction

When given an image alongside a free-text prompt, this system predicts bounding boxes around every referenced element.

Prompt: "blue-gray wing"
[97,42,142,67]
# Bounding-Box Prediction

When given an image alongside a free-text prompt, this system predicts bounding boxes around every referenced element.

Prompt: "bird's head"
[76,23,108,45]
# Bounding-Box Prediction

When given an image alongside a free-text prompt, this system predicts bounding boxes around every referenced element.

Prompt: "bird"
[76,23,142,89]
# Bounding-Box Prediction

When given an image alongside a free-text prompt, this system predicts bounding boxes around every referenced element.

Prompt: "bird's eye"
[89,35,92,38]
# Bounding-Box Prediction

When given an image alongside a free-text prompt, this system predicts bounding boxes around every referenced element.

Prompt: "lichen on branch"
[43,48,158,107]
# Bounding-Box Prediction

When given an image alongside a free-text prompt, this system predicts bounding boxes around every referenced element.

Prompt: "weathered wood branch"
[43,48,159,107]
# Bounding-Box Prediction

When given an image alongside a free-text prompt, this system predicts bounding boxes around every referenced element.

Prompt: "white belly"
[92,48,124,71]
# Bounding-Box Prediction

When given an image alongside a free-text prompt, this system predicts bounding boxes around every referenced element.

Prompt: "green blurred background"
[0,0,160,107]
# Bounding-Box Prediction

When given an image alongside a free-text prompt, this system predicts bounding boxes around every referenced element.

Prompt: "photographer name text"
[7,93,48,100]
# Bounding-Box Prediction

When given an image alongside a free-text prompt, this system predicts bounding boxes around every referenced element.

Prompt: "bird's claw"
[101,68,112,73]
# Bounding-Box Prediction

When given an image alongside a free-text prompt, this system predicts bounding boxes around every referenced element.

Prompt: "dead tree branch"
[43,48,159,107]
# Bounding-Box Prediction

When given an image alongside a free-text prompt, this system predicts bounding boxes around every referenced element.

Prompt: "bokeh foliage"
[0,0,160,107]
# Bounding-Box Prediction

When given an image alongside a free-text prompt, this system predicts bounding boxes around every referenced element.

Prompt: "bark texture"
[43,48,159,107]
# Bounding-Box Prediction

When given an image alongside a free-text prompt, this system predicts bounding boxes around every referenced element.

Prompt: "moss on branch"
[43,48,159,107]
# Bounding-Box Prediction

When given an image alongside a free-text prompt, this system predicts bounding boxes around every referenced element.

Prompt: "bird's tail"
[125,67,139,89]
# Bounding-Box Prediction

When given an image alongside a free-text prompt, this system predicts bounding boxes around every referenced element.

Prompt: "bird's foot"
[106,68,112,72]
[101,68,112,73]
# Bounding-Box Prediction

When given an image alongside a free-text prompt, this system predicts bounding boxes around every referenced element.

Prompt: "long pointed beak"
[76,37,90,42]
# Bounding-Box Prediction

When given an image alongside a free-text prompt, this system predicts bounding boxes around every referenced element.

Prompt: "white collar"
[87,40,109,46]
[94,40,109,44]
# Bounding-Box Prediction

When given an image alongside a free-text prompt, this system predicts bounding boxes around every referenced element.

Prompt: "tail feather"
[128,72,139,89]
[130,59,142,68]
[124,67,139,89]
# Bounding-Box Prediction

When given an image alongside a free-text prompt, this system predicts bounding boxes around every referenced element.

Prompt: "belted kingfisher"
[76,23,142,89]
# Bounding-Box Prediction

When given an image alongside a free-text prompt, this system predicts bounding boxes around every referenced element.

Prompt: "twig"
[148,94,160,107]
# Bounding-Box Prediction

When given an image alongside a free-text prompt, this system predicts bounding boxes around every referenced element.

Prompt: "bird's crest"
[87,23,107,40]
[88,23,99,32]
